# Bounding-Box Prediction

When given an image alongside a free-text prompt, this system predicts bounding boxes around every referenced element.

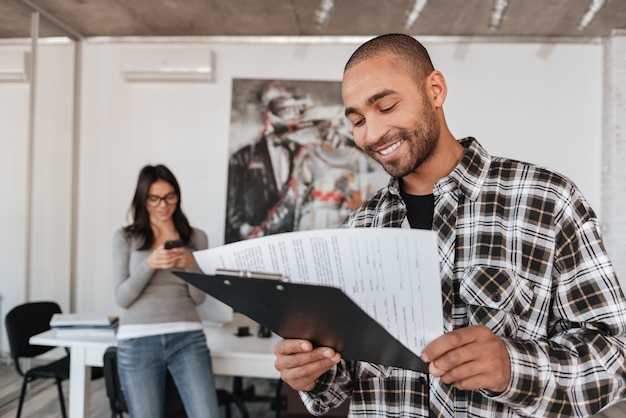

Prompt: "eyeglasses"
[146,192,178,207]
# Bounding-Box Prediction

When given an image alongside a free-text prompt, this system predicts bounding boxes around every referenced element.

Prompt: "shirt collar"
[434,137,490,202]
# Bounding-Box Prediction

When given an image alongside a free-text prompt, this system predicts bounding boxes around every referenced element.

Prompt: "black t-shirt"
[400,191,435,230]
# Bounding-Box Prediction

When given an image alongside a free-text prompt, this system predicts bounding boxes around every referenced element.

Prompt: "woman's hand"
[172,248,194,269]
[147,246,191,269]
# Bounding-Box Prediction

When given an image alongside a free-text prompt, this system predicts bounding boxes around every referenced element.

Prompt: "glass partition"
[0,0,81,355]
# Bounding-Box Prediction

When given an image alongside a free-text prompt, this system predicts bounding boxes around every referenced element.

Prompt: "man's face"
[342,54,440,178]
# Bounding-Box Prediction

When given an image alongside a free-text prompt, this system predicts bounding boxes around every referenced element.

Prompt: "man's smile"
[378,139,403,156]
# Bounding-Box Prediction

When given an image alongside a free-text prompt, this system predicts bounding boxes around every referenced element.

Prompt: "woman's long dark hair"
[124,164,193,251]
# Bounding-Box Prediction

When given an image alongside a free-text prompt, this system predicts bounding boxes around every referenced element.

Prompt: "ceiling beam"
[18,0,83,40]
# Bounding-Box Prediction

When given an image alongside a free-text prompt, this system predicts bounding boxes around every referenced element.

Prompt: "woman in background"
[112,164,220,417]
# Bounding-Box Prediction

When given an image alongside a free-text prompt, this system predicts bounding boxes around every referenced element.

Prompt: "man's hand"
[420,325,511,392]
[274,339,341,391]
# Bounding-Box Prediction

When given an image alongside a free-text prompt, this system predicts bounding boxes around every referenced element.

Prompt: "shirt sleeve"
[187,228,209,305]
[112,227,156,308]
[299,360,355,415]
[489,185,626,416]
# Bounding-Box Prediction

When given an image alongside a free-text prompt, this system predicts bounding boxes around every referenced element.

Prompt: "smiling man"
[273,33,626,417]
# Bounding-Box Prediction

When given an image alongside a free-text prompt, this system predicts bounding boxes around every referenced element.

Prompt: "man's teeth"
[379,141,402,156]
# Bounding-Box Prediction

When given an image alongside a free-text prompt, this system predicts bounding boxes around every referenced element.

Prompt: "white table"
[30,313,281,418]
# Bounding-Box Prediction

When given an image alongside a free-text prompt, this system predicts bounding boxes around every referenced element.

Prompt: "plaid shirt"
[300,138,626,417]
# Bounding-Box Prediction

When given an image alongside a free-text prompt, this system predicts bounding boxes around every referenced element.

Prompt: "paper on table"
[54,327,116,338]
[50,313,118,328]
[193,228,443,356]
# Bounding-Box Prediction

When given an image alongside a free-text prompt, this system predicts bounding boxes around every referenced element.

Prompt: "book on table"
[50,313,119,337]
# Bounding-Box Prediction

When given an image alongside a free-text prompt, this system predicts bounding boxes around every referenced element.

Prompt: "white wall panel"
[602,33,626,291]
[0,46,30,356]
[438,43,602,211]
[0,42,75,356]
[28,45,75,306]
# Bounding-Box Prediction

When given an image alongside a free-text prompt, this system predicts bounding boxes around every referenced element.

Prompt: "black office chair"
[103,347,128,418]
[4,301,103,418]
[103,346,246,418]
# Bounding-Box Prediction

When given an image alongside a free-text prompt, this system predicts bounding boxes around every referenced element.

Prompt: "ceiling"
[1,0,625,41]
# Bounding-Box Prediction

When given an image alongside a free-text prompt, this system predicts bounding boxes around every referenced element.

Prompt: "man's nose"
[364,116,388,146]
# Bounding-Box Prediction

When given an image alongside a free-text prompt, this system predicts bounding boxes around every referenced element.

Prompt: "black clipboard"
[174,271,428,373]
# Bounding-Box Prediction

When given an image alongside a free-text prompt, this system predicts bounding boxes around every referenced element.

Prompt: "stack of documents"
[50,313,118,337]
[187,228,444,371]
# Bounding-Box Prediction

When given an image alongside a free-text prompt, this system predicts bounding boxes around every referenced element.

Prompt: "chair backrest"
[103,346,128,414]
[103,346,186,417]
[5,301,62,362]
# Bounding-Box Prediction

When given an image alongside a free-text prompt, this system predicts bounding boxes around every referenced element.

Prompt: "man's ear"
[426,70,447,107]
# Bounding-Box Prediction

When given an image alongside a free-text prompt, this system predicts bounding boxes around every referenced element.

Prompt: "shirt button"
[492,291,501,302]
[418,376,427,385]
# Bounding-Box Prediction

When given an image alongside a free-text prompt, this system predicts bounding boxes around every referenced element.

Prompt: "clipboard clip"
[215,268,289,282]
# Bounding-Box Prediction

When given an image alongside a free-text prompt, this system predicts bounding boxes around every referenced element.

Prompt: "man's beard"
[366,100,440,178]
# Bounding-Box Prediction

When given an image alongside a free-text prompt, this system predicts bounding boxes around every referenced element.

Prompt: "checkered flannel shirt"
[299,137,626,417]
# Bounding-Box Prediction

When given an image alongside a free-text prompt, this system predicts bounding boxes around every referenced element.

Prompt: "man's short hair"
[344,34,435,87]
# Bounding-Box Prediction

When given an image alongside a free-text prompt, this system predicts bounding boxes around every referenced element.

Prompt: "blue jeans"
[117,330,220,418]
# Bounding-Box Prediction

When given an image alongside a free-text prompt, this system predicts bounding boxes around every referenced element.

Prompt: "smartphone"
[164,239,183,249]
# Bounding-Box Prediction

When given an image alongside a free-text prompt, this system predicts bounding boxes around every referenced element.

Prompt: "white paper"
[50,313,118,327]
[194,228,443,355]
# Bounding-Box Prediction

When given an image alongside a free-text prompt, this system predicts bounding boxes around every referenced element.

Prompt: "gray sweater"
[112,227,208,325]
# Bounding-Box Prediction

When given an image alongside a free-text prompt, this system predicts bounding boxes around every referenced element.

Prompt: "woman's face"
[145,180,178,223]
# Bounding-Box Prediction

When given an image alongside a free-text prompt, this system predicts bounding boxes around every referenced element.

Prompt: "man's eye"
[381,104,396,113]
[352,118,365,127]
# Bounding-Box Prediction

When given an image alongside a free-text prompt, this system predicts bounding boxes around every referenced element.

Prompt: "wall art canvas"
[224,78,387,244]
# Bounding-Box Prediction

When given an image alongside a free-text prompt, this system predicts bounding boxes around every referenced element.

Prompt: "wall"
[602,32,626,284]
[0,41,75,355]
[75,38,603,317]
[0,45,30,356]
[0,37,605,354]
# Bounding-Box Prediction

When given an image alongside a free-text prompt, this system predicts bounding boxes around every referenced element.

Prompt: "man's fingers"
[432,356,481,381]
[274,339,313,356]
[274,340,341,391]
[279,351,340,383]
[423,326,511,392]
[275,344,340,371]
[421,325,489,363]
[427,341,478,376]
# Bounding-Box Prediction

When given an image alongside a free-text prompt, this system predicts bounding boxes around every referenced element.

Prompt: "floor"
[2,358,626,417]
[0,358,279,418]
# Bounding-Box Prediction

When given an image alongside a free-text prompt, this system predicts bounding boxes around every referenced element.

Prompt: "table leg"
[68,346,91,418]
